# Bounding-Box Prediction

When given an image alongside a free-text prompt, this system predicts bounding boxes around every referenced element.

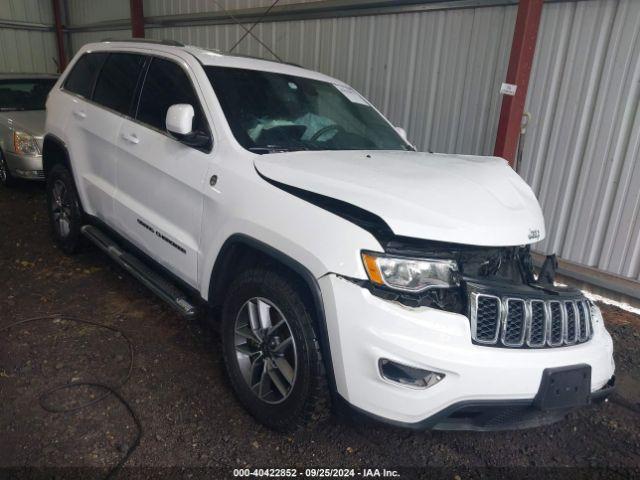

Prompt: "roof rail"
[229,52,301,68]
[100,38,185,47]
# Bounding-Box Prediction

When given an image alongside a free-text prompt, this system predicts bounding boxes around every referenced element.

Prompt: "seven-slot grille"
[470,293,592,348]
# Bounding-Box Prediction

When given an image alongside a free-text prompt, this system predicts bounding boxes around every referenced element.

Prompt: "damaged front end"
[353,236,594,349]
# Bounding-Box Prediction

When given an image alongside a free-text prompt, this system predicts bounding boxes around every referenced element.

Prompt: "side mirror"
[166,104,194,136]
[166,103,211,150]
[395,126,408,140]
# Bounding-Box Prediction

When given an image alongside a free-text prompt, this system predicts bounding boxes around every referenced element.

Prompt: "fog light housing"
[379,359,444,389]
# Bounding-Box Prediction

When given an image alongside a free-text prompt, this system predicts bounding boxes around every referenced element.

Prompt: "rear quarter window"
[64,52,108,99]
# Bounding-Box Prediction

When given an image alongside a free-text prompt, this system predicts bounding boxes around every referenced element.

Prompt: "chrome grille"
[565,301,578,344]
[549,301,564,347]
[528,300,546,347]
[470,293,593,348]
[472,294,501,343]
[503,299,526,346]
[577,302,591,342]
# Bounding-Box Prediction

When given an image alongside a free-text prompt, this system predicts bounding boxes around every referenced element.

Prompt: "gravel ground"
[1,181,639,479]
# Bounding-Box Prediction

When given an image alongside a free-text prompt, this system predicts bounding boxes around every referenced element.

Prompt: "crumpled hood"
[255,150,546,247]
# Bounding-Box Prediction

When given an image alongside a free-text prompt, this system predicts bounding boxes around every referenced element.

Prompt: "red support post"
[51,0,67,72]
[494,0,543,167]
[130,0,145,38]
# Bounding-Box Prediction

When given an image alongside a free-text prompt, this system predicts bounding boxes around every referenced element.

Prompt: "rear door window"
[136,57,206,133]
[93,53,145,115]
[64,52,108,99]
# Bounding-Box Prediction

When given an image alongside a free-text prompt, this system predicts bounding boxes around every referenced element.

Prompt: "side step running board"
[81,225,198,318]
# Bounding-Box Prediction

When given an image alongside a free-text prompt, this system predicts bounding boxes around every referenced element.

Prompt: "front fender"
[198,160,382,300]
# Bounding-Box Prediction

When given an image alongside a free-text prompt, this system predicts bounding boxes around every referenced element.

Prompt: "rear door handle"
[73,110,86,119]
[121,133,139,145]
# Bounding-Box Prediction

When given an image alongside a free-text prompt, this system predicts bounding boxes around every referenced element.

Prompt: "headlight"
[361,251,459,292]
[13,131,40,155]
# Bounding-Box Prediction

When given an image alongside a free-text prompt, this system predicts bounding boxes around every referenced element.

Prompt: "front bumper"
[5,151,44,180]
[319,274,615,429]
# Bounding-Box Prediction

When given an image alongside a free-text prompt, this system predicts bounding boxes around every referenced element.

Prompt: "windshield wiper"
[248,145,309,154]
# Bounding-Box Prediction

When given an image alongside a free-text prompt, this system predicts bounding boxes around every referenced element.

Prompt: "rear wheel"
[0,151,16,187]
[46,164,83,254]
[221,267,329,431]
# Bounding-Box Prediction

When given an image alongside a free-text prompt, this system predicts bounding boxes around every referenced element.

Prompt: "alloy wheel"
[51,179,73,238]
[234,297,298,404]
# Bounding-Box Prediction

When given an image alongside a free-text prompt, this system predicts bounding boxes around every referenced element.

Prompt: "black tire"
[221,267,329,431]
[0,150,17,187]
[46,164,84,254]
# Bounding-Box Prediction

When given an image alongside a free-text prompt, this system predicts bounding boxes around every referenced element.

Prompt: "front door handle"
[73,110,86,119]
[121,133,139,145]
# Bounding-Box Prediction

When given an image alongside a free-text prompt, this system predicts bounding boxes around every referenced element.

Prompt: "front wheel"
[221,267,329,431]
[46,164,84,254]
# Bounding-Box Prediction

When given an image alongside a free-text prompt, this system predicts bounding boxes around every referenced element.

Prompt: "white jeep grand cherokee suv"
[43,40,615,431]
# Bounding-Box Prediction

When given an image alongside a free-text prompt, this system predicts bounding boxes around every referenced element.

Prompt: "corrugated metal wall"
[0,0,58,73]
[66,0,325,40]
[520,0,640,280]
[65,0,130,51]
[66,0,130,25]
[62,0,640,284]
[69,29,128,52]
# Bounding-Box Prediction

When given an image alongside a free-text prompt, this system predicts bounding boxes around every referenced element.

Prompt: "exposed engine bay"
[359,236,581,315]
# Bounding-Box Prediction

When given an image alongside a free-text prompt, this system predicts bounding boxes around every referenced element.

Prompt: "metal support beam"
[52,0,67,72]
[64,0,580,33]
[494,0,543,167]
[0,19,52,31]
[64,0,519,33]
[130,0,145,38]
